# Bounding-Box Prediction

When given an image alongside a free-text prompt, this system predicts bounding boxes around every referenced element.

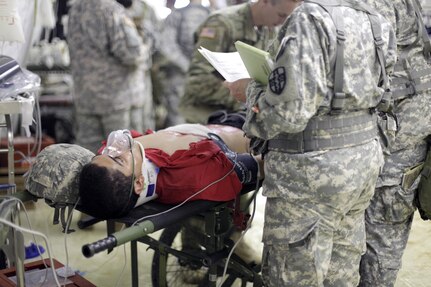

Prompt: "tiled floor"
[7,190,431,286]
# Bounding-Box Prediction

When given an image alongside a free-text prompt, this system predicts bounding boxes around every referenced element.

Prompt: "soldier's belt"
[391,67,431,100]
[268,111,377,153]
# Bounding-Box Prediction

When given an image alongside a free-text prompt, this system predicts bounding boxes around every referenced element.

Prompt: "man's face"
[262,0,301,27]
[92,143,142,178]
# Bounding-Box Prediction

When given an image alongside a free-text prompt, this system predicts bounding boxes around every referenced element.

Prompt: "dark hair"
[79,162,138,219]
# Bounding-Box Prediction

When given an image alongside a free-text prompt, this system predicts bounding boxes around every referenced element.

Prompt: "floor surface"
[7,190,431,286]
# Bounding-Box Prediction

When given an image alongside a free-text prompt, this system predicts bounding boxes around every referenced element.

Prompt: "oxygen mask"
[102,129,137,214]
[102,130,133,158]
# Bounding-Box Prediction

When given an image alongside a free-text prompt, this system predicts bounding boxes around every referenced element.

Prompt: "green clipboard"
[234,41,273,84]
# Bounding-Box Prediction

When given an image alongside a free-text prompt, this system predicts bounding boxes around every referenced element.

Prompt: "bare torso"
[135,124,250,155]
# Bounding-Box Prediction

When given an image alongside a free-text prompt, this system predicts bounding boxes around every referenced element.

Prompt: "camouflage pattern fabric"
[24,144,95,207]
[260,141,384,286]
[158,3,210,127]
[180,3,276,123]
[128,0,162,71]
[242,1,396,286]
[75,110,143,153]
[158,71,187,127]
[128,0,160,131]
[359,0,431,285]
[160,3,210,73]
[127,0,168,129]
[68,0,147,115]
[139,83,156,131]
[68,0,152,152]
[360,153,424,286]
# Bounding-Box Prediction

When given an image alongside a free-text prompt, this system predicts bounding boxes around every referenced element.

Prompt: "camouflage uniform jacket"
[244,1,396,140]
[182,3,276,112]
[160,3,210,73]
[361,0,431,187]
[68,0,146,115]
[365,0,431,148]
[128,0,161,71]
[243,1,396,197]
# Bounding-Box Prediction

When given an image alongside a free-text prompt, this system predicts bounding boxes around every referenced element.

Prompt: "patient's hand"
[223,78,252,103]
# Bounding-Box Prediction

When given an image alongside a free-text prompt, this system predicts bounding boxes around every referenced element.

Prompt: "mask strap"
[136,141,149,191]
[119,132,135,216]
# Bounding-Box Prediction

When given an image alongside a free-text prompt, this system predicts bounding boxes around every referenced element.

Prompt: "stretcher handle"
[82,221,155,258]
[82,236,117,258]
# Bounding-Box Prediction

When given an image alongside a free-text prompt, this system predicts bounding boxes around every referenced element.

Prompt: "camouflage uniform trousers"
[161,69,186,127]
[141,71,156,131]
[75,107,148,153]
[359,141,428,287]
[260,139,383,287]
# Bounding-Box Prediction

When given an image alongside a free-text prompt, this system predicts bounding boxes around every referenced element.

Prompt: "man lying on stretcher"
[79,123,263,220]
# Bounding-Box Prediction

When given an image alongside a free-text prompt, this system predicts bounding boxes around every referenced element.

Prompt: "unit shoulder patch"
[269,67,286,95]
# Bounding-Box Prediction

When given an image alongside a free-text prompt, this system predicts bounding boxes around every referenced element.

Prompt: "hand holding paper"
[198,41,273,84]
[198,47,250,82]
[223,78,251,103]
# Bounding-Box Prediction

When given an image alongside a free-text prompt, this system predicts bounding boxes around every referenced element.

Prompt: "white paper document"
[198,47,250,82]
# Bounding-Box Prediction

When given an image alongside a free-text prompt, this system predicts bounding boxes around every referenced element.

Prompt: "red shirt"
[99,130,242,204]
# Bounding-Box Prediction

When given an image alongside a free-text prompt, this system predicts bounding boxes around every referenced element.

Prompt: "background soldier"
[179,0,292,124]
[359,0,431,286]
[68,0,150,153]
[158,0,210,127]
[128,0,162,131]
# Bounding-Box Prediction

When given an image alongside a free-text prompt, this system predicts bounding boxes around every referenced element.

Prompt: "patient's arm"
[207,133,261,184]
[206,124,251,154]
[206,125,264,180]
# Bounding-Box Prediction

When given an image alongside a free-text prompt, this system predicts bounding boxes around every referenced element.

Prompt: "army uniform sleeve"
[160,11,190,72]
[106,8,145,66]
[243,12,329,140]
[183,15,242,110]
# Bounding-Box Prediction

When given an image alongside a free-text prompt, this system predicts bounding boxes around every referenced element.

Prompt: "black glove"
[208,133,258,184]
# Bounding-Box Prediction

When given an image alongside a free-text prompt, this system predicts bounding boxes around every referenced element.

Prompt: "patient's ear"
[134,175,145,195]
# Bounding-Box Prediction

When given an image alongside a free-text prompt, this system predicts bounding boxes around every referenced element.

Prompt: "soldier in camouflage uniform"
[68,0,150,153]
[127,0,160,131]
[225,0,396,285]
[158,0,210,127]
[180,0,292,124]
[359,0,431,286]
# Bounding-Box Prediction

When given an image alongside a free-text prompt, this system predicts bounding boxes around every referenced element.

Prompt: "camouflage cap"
[24,144,95,206]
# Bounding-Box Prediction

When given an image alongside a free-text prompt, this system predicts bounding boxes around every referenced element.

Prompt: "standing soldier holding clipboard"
[225,0,396,285]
